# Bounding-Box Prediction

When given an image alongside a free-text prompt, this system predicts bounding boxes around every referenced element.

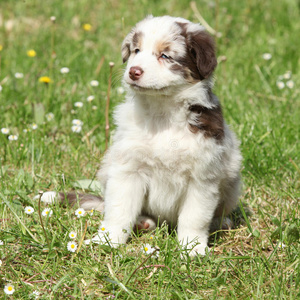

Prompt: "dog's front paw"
[188,243,210,257]
[85,222,130,247]
[180,239,210,257]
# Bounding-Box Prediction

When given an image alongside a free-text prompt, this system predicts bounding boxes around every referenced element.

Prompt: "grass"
[0,0,299,298]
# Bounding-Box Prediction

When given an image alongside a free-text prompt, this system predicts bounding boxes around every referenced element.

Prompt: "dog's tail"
[37,191,104,212]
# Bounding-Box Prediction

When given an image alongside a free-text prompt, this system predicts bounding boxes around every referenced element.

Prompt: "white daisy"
[0,259,2,266]
[67,241,78,252]
[72,119,83,126]
[90,80,99,87]
[4,284,15,295]
[60,67,70,74]
[50,16,56,22]
[86,95,95,102]
[15,72,24,79]
[92,106,97,110]
[75,207,85,218]
[8,135,18,141]
[142,243,156,255]
[45,113,54,121]
[262,53,272,60]
[24,206,34,214]
[0,85,2,92]
[32,290,40,298]
[283,71,292,79]
[278,241,286,249]
[69,231,77,239]
[117,87,125,94]
[74,102,83,108]
[31,123,38,130]
[41,208,53,217]
[71,125,82,133]
[276,81,285,89]
[1,128,9,135]
[84,223,112,245]
[0,240,3,245]
[286,80,294,89]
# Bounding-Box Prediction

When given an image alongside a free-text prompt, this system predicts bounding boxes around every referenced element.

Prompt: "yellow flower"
[83,23,92,31]
[0,45,3,51]
[27,49,37,57]
[39,76,52,83]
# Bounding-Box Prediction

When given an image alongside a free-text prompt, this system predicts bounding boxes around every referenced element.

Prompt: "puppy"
[45,16,242,256]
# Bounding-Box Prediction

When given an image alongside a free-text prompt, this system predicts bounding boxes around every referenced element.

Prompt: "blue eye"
[161,53,169,59]
[135,49,140,54]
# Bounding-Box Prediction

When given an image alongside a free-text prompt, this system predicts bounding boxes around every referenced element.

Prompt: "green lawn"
[0,0,299,299]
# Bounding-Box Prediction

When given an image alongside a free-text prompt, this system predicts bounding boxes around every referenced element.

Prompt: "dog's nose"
[129,66,144,81]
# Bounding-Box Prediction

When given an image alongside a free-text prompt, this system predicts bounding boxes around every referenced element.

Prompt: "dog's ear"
[121,33,132,63]
[186,29,217,79]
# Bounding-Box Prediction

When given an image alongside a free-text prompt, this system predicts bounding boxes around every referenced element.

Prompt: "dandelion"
[69,231,77,239]
[276,81,285,89]
[31,123,38,130]
[1,128,9,135]
[4,284,15,295]
[286,80,294,89]
[60,67,70,74]
[117,87,125,94]
[90,80,99,87]
[24,206,34,215]
[46,113,54,121]
[27,49,37,57]
[72,119,83,126]
[41,208,53,217]
[71,125,82,133]
[67,241,78,252]
[15,72,24,79]
[0,45,3,51]
[86,95,95,102]
[74,101,83,108]
[83,23,92,31]
[39,76,51,83]
[262,53,272,60]
[75,207,85,218]
[8,135,18,141]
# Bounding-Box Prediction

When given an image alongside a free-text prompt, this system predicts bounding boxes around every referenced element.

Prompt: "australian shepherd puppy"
[45,16,242,256]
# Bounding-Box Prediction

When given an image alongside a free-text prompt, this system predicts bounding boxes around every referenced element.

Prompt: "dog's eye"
[134,49,140,54]
[161,53,170,59]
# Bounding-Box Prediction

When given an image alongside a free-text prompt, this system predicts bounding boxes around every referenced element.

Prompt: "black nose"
[129,66,144,81]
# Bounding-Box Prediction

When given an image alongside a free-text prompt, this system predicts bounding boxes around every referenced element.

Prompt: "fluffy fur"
[49,15,242,256]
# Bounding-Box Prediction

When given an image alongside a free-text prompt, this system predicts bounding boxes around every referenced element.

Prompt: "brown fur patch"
[154,39,171,55]
[176,22,217,80]
[188,101,224,141]
[132,31,143,50]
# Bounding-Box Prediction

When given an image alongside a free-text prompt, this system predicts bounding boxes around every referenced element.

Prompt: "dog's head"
[122,16,217,94]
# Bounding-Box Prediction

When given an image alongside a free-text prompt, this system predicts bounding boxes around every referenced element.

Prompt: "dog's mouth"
[128,82,175,95]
